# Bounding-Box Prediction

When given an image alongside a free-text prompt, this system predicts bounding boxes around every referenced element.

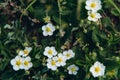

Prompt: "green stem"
[20,0,24,6]
[25,0,37,11]
[76,0,84,20]
[108,0,120,14]
[20,0,37,21]
[57,0,62,28]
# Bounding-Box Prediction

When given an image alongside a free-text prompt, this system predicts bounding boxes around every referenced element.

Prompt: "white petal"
[24,66,29,70]
[42,25,46,30]
[13,65,19,71]
[43,31,48,36]
[10,59,16,65]
[73,72,77,75]
[51,66,57,71]
[25,56,31,61]
[28,63,33,68]
[18,51,24,56]
[90,66,94,73]
[48,32,53,36]
[68,71,72,74]
[51,26,55,31]
[15,56,20,60]
[25,47,32,52]
[47,23,53,27]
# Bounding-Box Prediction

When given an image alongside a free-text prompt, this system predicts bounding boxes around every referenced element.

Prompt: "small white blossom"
[63,50,75,60]
[88,11,101,22]
[43,46,57,58]
[90,61,105,78]
[67,64,79,75]
[47,57,58,71]
[19,47,32,57]
[85,0,102,12]
[42,23,55,36]
[55,53,67,67]
[10,56,24,71]
[22,56,33,70]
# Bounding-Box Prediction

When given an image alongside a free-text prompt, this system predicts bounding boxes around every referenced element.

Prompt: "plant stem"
[76,0,83,20]
[20,0,37,22]
[20,0,24,6]
[57,0,62,28]
[25,0,37,12]
[108,0,120,14]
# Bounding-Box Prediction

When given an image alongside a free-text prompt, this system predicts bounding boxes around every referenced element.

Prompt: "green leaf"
[104,60,120,70]
[0,71,15,80]
[55,39,61,51]
[61,9,72,15]
[101,17,111,27]
[0,59,9,71]
[92,30,99,43]
[111,8,120,16]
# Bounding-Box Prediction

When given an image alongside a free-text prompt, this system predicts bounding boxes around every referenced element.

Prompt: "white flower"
[22,56,33,70]
[43,46,57,58]
[55,53,67,67]
[19,47,32,57]
[10,56,24,71]
[90,61,105,78]
[67,64,79,75]
[42,23,55,36]
[88,11,101,22]
[63,50,75,60]
[47,57,58,71]
[85,0,102,12]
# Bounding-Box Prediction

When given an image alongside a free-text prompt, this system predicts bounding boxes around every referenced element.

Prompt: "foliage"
[0,0,120,80]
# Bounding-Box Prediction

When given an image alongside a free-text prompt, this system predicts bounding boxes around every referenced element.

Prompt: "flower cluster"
[85,0,102,22]
[90,61,106,77]
[43,46,79,75]
[10,47,33,71]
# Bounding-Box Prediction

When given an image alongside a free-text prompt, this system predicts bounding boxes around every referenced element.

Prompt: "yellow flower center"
[90,13,96,18]
[66,53,71,57]
[24,61,29,66]
[16,60,21,66]
[24,50,29,55]
[46,27,51,32]
[95,67,101,73]
[71,67,76,72]
[91,2,96,8]
[58,58,63,62]
[48,49,53,55]
[51,61,56,66]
